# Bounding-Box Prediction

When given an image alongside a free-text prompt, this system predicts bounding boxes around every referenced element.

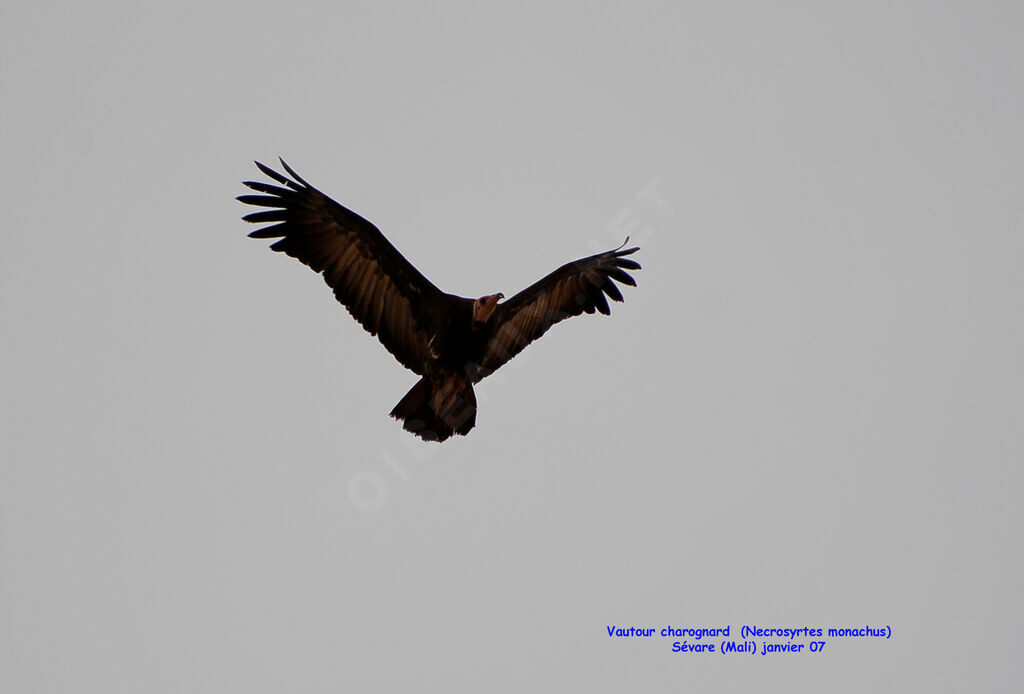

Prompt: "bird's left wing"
[471,244,640,381]
[239,160,447,375]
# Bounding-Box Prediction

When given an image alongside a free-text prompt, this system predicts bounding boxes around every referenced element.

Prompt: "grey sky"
[2,1,1022,691]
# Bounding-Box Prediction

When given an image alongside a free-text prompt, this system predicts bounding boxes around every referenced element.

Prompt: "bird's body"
[239,160,641,441]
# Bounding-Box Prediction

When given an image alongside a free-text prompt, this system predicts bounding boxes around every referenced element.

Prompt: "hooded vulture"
[239,159,641,442]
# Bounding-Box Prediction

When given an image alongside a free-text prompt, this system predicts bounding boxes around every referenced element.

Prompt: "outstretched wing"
[239,159,448,375]
[472,244,640,381]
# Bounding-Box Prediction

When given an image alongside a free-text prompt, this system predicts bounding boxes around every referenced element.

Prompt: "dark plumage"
[239,159,641,441]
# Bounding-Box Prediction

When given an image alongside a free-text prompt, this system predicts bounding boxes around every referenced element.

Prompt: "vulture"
[239,160,641,442]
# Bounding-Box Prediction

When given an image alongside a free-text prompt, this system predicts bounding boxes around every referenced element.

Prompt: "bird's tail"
[389,375,477,442]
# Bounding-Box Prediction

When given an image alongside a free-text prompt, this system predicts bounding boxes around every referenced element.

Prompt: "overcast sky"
[2,1,1022,691]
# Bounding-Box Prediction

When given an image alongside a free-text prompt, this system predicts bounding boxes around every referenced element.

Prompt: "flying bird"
[239,159,641,442]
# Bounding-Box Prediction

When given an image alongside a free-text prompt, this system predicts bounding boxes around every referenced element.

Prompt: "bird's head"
[472,292,504,329]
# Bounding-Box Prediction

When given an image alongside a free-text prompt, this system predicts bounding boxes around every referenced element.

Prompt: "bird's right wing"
[239,160,447,375]
[471,244,640,381]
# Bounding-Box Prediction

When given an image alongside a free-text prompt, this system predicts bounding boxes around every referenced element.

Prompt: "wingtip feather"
[254,160,289,185]
[278,158,310,187]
